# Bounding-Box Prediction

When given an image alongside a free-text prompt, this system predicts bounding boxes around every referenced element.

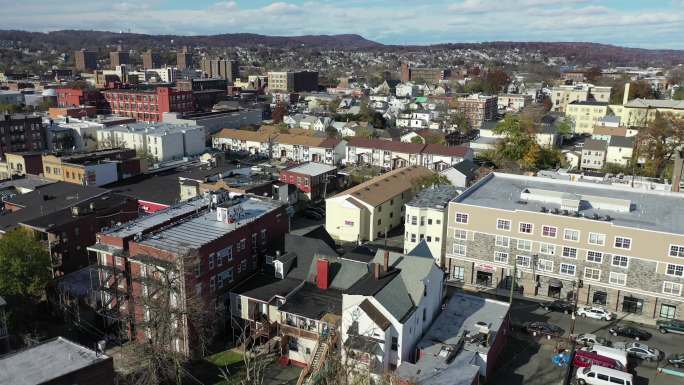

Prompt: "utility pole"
[563,278,582,385]
[508,258,518,305]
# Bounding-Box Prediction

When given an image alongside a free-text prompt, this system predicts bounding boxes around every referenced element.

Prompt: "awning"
[548,278,563,288]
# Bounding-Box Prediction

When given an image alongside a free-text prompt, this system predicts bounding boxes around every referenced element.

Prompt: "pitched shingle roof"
[334,166,434,206]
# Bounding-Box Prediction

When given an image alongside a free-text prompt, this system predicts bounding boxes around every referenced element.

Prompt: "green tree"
[556,117,573,136]
[637,112,684,177]
[493,115,534,161]
[673,87,684,101]
[610,81,655,104]
[413,173,451,187]
[0,228,51,298]
[410,136,425,144]
[328,98,341,113]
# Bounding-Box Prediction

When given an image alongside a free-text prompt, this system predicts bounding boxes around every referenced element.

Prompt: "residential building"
[565,101,610,134]
[109,50,129,67]
[0,295,7,354]
[96,122,206,163]
[5,151,43,177]
[497,94,532,112]
[400,63,450,83]
[201,58,239,81]
[0,90,24,106]
[176,48,193,70]
[394,293,510,385]
[581,139,608,170]
[446,172,684,321]
[102,87,194,123]
[89,194,287,355]
[41,148,142,186]
[162,109,263,135]
[561,71,587,83]
[0,337,114,385]
[455,94,498,129]
[550,83,612,113]
[56,87,107,113]
[325,166,433,242]
[0,114,46,158]
[606,136,635,166]
[592,125,629,141]
[74,49,97,71]
[268,71,319,92]
[46,116,137,152]
[440,159,479,188]
[142,50,162,69]
[280,162,337,200]
[404,185,460,266]
[611,84,684,126]
[345,138,472,171]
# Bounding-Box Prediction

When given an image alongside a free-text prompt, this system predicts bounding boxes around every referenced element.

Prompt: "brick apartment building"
[280,162,337,200]
[201,58,239,81]
[109,50,129,67]
[0,114,46,158]
[74,49,97,71]
[455,94,498,129]
[446,173,684,321]
[102,87,194,122]
[57,88,108,113]
[268,71,319,92]
[88,194,288,355]
[400,63,451,83]
[142,50,162,69]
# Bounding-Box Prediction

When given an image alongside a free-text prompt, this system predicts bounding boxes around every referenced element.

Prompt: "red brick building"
[280,162,337,200]
[102,87,194,122]
[57,88,107,113]
[89,194,288,355]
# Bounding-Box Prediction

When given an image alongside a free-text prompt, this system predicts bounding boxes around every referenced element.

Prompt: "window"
[454,229,468,240]
[588,232,606,246]
[660,304,677,319]
[495,235,510,248]
[614,237,631,250]
[519,222,533,234]
[455,212,469,224]
[494,251,508,264]
[208,254,214,270]
[612,255,629,268]
[542,225,557,238]
[428,219,432,225]
[410,233,416,242]
[666,264,684,277]
[452,244,466,256]
[562,247,577,259]
[586,250,603,263]
[517,239,532,252]
[115,256,123,266]
[452,266,465,282]
[609,272,627,286]
[426,236,432,242]
[411,216,417,225]
[670,244,684,258]
[195,263,201,278]
[517,255,531,268]
[239,239,246,251]
[391,337,398,351]
[584,267,601,281]
[663,281,682,296]
[436,219,441,225]
[496,219,511,231]
[559,263,576,276]
[210,276,216,292]
[539,243,556,255]
[195,283,202,296]
[217,245,233,261]
[537,259,553,272]
[261,229,267,244]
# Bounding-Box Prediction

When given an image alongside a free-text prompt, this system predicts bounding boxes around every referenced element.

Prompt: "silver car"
[613,341,663,361]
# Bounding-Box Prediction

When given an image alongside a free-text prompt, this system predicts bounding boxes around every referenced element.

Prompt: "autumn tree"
[610,81,655,104]
[584,67,602,82]
[271,103,286,124]
[637,112,684,178]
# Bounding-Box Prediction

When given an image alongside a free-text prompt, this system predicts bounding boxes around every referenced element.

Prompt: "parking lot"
[488,296,684,385]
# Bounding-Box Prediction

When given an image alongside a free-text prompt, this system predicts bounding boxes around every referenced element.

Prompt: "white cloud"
[261,2,300,14]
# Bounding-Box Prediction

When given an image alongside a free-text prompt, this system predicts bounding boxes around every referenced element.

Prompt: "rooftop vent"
[605,215,612,221]
[540,206,548,213]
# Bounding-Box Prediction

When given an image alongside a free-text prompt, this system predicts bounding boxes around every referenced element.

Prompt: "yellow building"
[611,83,684,126]
[565,101,610,134]
[551,84,612,113]
[325,166,433,242]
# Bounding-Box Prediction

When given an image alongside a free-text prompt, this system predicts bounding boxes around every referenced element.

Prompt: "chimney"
[673,150,684,193]
[383,250,390,272]
[373,263,381,279]
[622,83,631,105]
[316,258,330,290]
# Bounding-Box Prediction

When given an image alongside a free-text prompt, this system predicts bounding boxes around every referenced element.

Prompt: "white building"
[97,122,206,162]
[497,94,532,112]
[162,109,263,135]
[606,136,635,166]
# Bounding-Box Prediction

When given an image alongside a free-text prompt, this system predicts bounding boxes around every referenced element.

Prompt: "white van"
[585,345,629,368]
[577,365,633,385]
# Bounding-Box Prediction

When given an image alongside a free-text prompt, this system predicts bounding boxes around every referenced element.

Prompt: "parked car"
[576,306,614,321]
[608,325,652,341]
[576,333,609,347]
[667,353,684,368]
[524,321,565,338]
[573,350,625,371]
[656,319,684,334]
[613,342,663,361]
[540,299,574,314]
[303,210,322,220]
[576,365,633,385]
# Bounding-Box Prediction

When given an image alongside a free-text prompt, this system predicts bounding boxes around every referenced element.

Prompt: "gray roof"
[624,98,684,110]
[452,159,479,178]
[103,122,204,136]
[0,337,110,385]
[608,136,634,149]
[395,293,510,385]
[285,162,336,176]
[455,173,684,234]
[583,138,608,151]
[406,185,460,210]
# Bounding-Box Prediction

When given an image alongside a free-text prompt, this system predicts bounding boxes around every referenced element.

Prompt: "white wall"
[85,162,118,186]
[182,126,207,156]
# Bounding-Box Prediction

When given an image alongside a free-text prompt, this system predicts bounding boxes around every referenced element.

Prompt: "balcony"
[280,323,319,340]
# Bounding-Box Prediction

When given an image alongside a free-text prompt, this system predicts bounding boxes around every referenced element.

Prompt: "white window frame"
[614,236,632,250]
[669,244,684,258]
[588,232,606,246]
[611,255,629,269]
[666,263,684,277]
[454,212,469,224]
[563,228,580,242]
[494,251,509,264]
[496,218,511,231]
[586,250,603,264]
[453,229,468,240]
[495,235,510,248]
[559,263,576,276]
[537,258,554,272]
[539,243,556,256]
[208,254,215,270]
[516,255,531,269]
[452,266,465,281]
[584,267,601,281]
[519,222,533,234]
[663,281,683,296]
[562,246,577,259]
[517,239,532,252]
[609,272,627,286]
[541,225,557,239]
[452,243,467,256]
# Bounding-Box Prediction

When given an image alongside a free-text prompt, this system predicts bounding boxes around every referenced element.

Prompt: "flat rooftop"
[395,293,509,385]
[104,122,203,135]
[279,282,343,320]
[407,185,459,210]
[0,337,109,385]
[455,173,684,234]
[285,162,336,176]
[139,196,282,253]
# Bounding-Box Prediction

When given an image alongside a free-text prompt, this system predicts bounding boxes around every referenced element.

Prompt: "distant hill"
[0,30,384,50]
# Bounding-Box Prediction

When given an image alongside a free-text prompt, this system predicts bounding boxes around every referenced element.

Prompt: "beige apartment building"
[446,173,684,321]
[550,84,611,113]
[565,101,610,134]
[325,166,433,243]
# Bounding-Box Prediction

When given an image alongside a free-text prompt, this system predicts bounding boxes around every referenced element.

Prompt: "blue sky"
[2,0,684,49]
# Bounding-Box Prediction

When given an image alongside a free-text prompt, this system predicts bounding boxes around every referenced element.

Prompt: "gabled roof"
[451,159,479,178]
[334,166,434,207]
[359,299,391,330]
[347,137,425,154]
[593,126,627,137]
[583,138,608,151]
[407,240,435,259]
[213,128,274,142]
[624,98,684,110]
[423,143,470,157]
[608,135,634,149]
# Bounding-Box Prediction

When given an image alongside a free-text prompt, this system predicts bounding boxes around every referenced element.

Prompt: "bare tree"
[218,318,273,385]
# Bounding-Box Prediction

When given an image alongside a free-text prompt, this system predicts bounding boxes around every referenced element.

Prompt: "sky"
[2,0,684,49]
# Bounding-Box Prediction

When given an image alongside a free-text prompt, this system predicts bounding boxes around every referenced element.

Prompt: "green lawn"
[206,350,244,367]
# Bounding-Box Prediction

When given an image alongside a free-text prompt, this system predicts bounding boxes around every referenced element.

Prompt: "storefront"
[474,263,495,288]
